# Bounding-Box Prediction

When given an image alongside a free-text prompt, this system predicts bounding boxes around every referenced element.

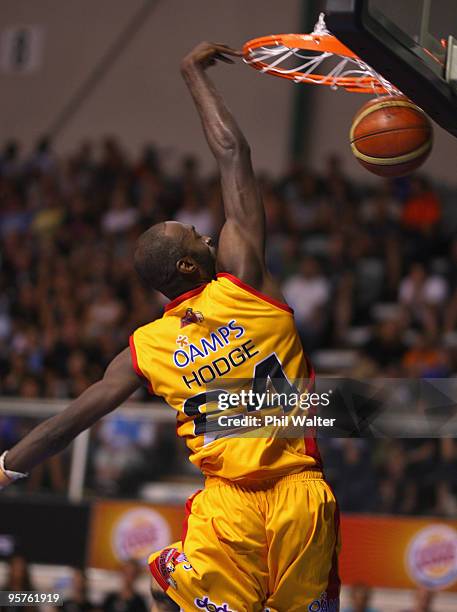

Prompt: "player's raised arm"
[0,348,141,486]
[181,42,280,297]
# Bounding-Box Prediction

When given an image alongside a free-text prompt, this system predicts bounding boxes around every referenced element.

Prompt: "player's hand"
[0,451,27,490]
[181,42,242,72]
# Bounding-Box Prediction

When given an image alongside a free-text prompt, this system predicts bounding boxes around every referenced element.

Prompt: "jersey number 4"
[183,353,300,435]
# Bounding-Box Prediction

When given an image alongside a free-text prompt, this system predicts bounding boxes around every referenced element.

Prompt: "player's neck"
[164,278,211,301]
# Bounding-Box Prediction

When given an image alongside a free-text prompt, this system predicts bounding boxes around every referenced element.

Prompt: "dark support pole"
[289,0,322,163]
[46,0,159,141]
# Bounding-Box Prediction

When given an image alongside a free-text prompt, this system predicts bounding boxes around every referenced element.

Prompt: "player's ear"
[176,256,198,276]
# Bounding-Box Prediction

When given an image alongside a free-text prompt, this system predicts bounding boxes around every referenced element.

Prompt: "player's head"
[134,221,216,297]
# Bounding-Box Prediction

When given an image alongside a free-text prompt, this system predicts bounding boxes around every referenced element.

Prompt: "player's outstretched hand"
[181,42,242,71]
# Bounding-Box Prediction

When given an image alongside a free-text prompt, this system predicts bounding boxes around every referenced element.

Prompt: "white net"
[244,13,402,95]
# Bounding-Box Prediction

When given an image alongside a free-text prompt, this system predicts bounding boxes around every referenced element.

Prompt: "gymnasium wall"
[1,0,457,183]
[0,0,301,175]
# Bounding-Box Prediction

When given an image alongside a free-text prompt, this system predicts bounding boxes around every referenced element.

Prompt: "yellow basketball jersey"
[130,273,321,482]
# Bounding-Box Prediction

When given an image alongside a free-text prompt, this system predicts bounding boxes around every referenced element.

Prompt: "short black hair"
[134,223,187,291]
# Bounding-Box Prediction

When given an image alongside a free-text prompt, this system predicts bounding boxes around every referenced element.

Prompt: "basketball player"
[0,43,340,611]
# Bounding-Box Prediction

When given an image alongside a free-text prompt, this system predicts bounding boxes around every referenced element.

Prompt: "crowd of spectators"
[1,137,457,514]
[1,554,177,612]
[321,437,457,517]
[0,553,439,612]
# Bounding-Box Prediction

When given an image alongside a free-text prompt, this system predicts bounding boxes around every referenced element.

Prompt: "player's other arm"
[1,348,141,484]
[181,42,282,299]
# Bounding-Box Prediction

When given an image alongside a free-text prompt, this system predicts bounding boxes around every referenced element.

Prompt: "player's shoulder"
[214,272,293,314]
[131,315,165,343]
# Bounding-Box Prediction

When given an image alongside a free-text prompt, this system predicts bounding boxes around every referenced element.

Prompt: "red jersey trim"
[182,489,202,544]
[216,272,294,314]
[164,284,208,312]
[149,558,169,592]
[303,356,321,467]
[129,334,155,395]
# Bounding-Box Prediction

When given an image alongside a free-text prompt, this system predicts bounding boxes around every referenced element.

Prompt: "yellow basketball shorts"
[148,471,340,612]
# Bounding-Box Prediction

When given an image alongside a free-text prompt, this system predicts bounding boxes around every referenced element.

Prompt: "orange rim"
[243,33,359,58]
[243,32,388,93]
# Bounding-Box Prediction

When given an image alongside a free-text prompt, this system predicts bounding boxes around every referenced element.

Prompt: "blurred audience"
[1,554,37,612]
[400,587,436,612]
[1,138,457,512]
[101,560,147,612]
[282,256,330,351]
[2,553,35,590]
[62,568,95,612]
[342,583,380,612]
[2,140,455,392]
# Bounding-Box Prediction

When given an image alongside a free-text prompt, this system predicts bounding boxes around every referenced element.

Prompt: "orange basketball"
[349,95,433,178]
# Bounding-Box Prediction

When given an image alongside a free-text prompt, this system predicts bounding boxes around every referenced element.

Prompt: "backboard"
[325,0,457,137]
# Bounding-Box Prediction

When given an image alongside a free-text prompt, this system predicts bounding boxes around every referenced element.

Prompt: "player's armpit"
[181,43,269,287]
[216,218,264,285]
[3,348,141,477]
[216,148,267,282]
[217,218,286,302]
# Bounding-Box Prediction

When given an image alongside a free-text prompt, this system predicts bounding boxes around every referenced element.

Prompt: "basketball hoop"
[243,13,402,95]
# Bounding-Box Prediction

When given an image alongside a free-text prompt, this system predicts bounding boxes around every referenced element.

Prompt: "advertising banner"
[88,500,457,593]
[340,515,457,592]
[88,500,185,570]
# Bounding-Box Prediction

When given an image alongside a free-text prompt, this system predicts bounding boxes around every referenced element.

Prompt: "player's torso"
[131,273,320,481]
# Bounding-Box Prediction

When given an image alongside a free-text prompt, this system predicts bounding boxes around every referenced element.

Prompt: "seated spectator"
[97,137,127,193]
[31,195,64,237]
[0,139,21,178]
[174,191,214,238]
[399,263,448,337]
[282,256,330,351]
[283,170,323,233]
[402,336,450,378]
[443,238,457,332]
[400,587,436,612]
[362,319,407,369]
[401,176,441,234]
[92,410,157,496]
[64,196,96,241]
[434,439,457,516]
[342,583,379,612]
[403,439,439,514]
[399,263,448,308]
[85,286,125,338]
[323,153,354,206]
[360,182,400,225]
[377,442,417,514]
[334,440,377,513]
[102,186,139,234]
[2,554,37,612]
[26,136,57,175]
[0,193,31,238]
[62,568,94,612]
[360,184,402,292]
[102,560,147,612]
[400,176,441,260]
[262,181,289,235]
